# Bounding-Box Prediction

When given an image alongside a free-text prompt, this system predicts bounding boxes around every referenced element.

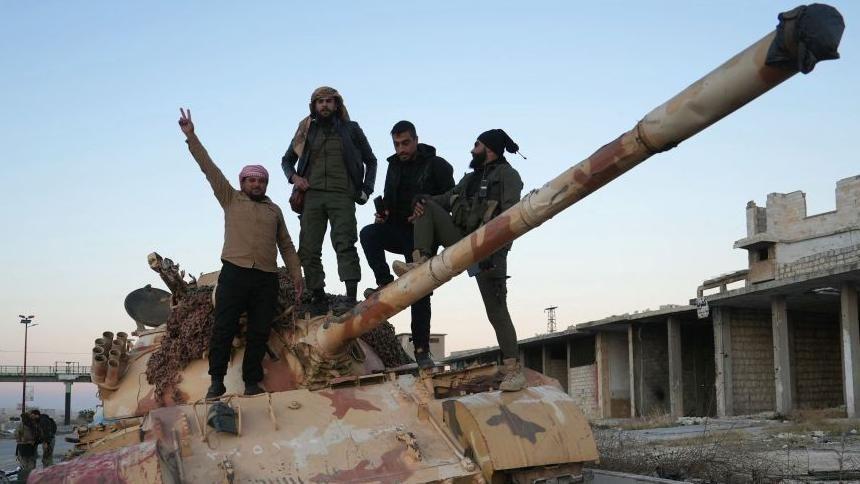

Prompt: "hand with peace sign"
[178,107,195,136]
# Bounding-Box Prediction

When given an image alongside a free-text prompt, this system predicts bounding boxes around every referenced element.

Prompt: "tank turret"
[33,5,843,482]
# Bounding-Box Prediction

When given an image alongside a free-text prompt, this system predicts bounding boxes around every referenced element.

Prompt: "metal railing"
[0,365,91,377]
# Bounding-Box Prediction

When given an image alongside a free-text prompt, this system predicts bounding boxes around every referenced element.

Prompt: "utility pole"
[544,306,558,333]
[19,314,36,413]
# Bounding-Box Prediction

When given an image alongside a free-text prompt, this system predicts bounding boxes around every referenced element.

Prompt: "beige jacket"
[186,134,301,277]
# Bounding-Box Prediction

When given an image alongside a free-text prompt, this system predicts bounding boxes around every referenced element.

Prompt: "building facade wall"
[632,324,669,415]
[778,242,860,280]
[681,322,717,417]
[569,363,598,418]
[791,311,844,409]
[730,308,776,414]
[606,332,631,417]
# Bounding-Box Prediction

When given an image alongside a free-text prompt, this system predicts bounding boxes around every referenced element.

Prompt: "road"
[0,437,75,475]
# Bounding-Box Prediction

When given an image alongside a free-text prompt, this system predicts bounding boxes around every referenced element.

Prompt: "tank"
[32,5,842,483]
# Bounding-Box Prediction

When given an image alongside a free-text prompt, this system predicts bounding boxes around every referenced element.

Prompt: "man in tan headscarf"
[282,87,377,310]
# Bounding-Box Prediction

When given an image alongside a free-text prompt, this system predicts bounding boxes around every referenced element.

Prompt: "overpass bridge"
[0,364,91,425]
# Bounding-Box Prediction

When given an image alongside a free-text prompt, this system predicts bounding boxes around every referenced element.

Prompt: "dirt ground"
[589,411,860,483]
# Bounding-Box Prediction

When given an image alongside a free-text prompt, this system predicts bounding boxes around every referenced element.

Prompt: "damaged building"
[445,175,860,420]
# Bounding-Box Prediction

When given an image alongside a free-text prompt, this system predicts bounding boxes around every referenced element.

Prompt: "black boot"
[414,348,435,370]
[244,382,265,396]
[345,280,358,303]
[206,378,226,399]
[310,288,328,315]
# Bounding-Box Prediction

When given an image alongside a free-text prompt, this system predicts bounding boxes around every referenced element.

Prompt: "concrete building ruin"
[445,175,860,420]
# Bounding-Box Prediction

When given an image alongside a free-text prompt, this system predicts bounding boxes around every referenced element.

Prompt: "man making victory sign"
[178,108,303,398]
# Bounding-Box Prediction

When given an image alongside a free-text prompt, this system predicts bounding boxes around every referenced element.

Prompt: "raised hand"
[178,107,194,136]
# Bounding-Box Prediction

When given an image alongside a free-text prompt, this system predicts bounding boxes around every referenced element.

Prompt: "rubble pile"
[146,267,411,403]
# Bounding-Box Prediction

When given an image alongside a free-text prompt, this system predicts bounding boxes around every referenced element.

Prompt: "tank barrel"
[317,5,844,356]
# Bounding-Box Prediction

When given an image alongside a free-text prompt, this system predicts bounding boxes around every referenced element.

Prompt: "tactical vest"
[308,126,351,193]
[451,163,507,233]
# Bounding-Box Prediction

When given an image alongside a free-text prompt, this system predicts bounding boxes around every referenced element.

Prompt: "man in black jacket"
[360,121,454,367]
[30,409,57,467]
[282,86,377,307]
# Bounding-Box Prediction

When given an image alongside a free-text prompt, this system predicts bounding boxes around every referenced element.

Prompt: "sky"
[0,1,857,412]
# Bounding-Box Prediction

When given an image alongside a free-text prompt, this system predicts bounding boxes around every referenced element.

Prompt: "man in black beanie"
[393,129,526,391]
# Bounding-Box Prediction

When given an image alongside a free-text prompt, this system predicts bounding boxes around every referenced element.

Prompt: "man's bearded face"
[314,97,337,118]
[241,176,268,201]
[470,141,488,168]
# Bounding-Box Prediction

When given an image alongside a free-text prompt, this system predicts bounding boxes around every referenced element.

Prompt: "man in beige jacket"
[178,108,303,398]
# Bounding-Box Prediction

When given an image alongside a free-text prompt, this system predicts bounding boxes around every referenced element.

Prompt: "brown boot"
[499,358,526,392]
[392,250,429,277]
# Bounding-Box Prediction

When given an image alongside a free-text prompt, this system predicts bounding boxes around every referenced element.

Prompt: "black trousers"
[359,221,432,352]
[209,261,278,384]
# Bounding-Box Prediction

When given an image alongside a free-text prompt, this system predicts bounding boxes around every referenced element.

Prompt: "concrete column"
[772,295,793,415]
[713,306,734,417]
[667,316,684,417]
[541,344,550,375]
[628,324,637,417]
[595,332,611,419]
[566,340,572,397]
[64,381,73,426]
[841,284,860,418]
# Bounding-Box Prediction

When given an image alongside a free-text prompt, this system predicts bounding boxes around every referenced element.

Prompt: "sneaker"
[244,383,265,396]
[206,381,226,399]
[414,348,435,369]
[499,358,526,392]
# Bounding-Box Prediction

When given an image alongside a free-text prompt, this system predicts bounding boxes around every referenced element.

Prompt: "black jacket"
[383,143,454,224]
[281,118,377,199]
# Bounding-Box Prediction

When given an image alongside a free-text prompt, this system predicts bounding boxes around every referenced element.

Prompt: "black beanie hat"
[477,129,519,158]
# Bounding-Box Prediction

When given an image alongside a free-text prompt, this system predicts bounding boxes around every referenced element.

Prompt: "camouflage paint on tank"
[29,441,163,484]
[37,368,594,483]
[100,314,387,420]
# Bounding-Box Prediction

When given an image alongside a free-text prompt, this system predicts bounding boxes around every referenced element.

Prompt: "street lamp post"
[18,314,36,413]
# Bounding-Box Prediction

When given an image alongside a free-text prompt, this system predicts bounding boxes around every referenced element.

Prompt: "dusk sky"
[1,1,857,412]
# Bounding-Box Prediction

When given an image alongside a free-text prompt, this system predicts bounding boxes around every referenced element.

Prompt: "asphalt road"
[0,437,75,475]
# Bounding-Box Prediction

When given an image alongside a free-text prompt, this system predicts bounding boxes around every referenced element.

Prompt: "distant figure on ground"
[393,129,527,391]
[15,412,37,481]
[30,409,56,467]
[359,120,454,368]
[178,108,304,399]
[281,86,377,309]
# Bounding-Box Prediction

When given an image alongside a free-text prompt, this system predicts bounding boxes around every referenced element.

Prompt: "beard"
[315,108,335,123]
[469,151,487,169]
[247,192,266,202]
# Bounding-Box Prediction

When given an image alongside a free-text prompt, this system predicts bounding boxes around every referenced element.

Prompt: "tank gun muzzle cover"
[124,285,171,327]
[766,4,844,74]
